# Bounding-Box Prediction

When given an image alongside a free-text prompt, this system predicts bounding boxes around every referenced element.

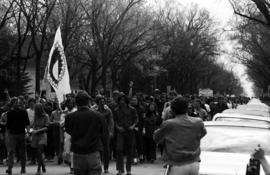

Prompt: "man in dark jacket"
[65,91,109,175]
[154,97,207,175]
[6,97,30,175]
[114,95,138,175]
[93,95,114,174]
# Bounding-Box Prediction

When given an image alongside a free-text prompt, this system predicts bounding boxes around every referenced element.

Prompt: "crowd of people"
[0,84,250,175]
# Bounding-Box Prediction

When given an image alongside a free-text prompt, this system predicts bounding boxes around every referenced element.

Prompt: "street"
[0,160,165,175]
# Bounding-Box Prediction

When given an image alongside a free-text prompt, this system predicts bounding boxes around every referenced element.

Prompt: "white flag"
[45,27,71,103]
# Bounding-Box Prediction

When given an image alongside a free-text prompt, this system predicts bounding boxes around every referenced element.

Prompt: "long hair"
[34,103,46,122]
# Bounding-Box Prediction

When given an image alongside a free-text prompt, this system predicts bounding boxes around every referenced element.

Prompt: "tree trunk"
[111,67,117,90]
[35,53,41,95]
[90,69,97,96]
[16,54,21,96]
[101,68,107,93]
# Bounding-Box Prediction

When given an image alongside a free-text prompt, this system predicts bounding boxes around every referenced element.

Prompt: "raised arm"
[128,81,134,98]
[253,147,270,175]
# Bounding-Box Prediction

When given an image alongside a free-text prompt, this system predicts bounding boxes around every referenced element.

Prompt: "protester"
[6,97,30,175]
[143,102,158,163]
[154,89,164,116]
[1,102,11,165]
[42,100,54,161]
[65,91,109,175]
[50,102,64,165]
[113,94,138,175]
[193,99,209,121]
[0,86,251,175]
[26,98,36,165]
[130,95,146,164]
[31,103,50,175]
[154,96,207,175]
[161,91,177,121]
[63,98,76,174]
[93,95,114,174]
[108,90,120,112]
[0,102,7,165]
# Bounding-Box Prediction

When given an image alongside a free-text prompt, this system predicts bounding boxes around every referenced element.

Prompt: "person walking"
[130,95,146,164]
[93,95,114,174]
[154,97,207,175]
[65,91,109,175]
[114,95,138,175]
[31,103,50,175]
[6,97,30,175]
[26,98,36,165]
[50,103,64,165]
[62,98,76,174]
[143,102,158,163]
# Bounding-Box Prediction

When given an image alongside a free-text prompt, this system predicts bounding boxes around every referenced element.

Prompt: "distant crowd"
[0,84,250,174]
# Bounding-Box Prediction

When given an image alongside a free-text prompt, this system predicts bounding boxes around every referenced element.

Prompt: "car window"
[201,126,270,155]
[215,117,270,126]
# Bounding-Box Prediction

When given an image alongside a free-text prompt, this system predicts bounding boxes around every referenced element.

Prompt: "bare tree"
[230,0,270,27]
[0,0,15,29]
[72,0,156,94]
[17,0,57,94]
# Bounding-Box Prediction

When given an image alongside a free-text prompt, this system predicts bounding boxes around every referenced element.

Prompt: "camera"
[246,158,260,175]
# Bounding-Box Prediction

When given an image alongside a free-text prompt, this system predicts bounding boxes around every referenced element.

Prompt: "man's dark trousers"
[73,151,102,175]
[7,133,26,170]
[116,131,134,172]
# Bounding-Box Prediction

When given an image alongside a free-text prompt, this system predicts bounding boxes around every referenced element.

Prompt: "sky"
[149,0,255,97]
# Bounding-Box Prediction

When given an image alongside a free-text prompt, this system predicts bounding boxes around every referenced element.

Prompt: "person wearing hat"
[65,91,109,175]
[154,96,207,175]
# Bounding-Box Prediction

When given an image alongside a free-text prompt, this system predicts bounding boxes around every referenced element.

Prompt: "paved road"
[0,160,165,175]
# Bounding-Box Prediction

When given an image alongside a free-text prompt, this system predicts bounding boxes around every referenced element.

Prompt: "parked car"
[237,104,270,113]
[212,113,270,126]
[222,109,269,118]
[200,121,270,175]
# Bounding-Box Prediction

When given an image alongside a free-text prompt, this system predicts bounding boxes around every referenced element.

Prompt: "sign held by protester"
[44,27,71,103]
[199,88,213,97]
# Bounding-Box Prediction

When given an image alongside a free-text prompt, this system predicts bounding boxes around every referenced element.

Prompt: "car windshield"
[215,117,269,126]
[201,126,270,155]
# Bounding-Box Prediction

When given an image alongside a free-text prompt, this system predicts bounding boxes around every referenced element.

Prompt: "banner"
[199,88,213,97]
[45,27,71,103]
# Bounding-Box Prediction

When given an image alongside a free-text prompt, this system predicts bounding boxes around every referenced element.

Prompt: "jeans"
[26,143,36,163]
[143,136,156,161]
[73,151,102,175]
[45,126,54,159]
[134,129,144,158]
[169,162,200,175]
[51,125,63,159]
[116,131,134,172]
[7,133,26,169]
[100,137,112,171]
[0,133,7,161]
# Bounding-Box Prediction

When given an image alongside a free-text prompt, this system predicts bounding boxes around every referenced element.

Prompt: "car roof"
[222,109,269,117]
[248,98,263,104]
[205,121,270,129]
[213,113,270,122]
[237,104,270,112]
